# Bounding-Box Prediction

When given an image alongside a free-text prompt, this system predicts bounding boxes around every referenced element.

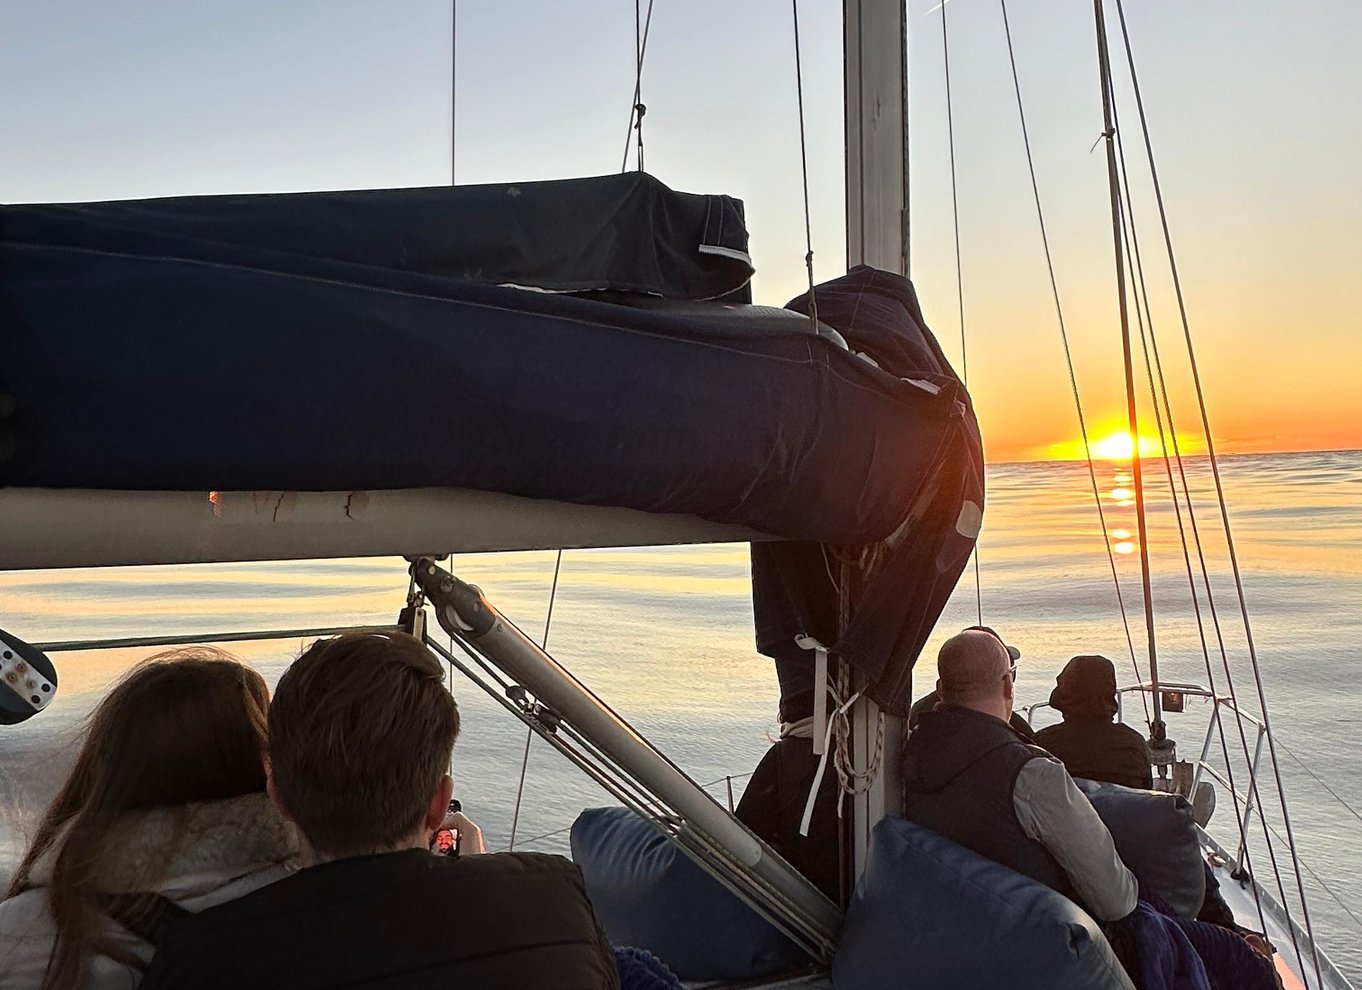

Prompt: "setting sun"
[1043,428,1204,463]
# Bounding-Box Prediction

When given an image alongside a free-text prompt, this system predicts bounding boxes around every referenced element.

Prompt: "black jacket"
[1034,718,1153,791]
[138,849,620,990]
[734,736,840,900]
[902,705,1076,902]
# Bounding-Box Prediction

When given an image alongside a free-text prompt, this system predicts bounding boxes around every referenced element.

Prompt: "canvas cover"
[0,176,981,711]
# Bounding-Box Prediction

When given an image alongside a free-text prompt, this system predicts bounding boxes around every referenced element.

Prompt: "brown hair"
[6,648,269,990]
[268,631,459,858]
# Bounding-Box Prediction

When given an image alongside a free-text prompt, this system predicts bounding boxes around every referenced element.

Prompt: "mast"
[843,0,909,880]
[1091,0,1166,749]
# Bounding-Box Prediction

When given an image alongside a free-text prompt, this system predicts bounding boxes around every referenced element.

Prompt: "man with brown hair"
[139,631,620,989]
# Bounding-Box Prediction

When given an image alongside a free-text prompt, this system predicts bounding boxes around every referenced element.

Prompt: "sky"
[1,0,1357,462]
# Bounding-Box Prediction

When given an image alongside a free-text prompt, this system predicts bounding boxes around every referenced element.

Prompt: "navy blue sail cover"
[0,176,981,711]
[0,172,753,302]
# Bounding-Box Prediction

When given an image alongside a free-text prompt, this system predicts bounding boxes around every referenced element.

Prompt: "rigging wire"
[940,0,982,625]
[1271,831,1362,936]
[1278,742,1362,829]
[619,0,657,173]
[507,549,566,851]
[790,0,819,331]
[1112,121,1268,933]
[457,0,463,183]
[1110,1,1323,979]
[996,0,1147,721]
[1090,0,1164,737]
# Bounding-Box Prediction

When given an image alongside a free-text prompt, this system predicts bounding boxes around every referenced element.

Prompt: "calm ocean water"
[2,450,1359,980]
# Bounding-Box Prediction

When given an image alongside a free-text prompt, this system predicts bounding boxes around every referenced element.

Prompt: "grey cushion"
[570,807,807,980]
[833,817,1134,990]
[1077,778,1206,918]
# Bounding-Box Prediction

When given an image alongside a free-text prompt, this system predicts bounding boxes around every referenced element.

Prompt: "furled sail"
[0,174,981,705]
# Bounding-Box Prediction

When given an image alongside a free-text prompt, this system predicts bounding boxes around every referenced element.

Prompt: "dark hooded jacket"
[1034,655,1153,791]
[136,848,620,990]
[902,705,1077,902]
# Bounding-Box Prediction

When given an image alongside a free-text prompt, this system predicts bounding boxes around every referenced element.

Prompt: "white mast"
[843,0,909,878]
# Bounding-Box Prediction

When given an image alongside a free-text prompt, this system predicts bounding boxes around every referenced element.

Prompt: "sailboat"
[0,0,1353,987]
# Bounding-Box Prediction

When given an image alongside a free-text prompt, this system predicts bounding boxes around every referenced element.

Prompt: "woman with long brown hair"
[0,648,295,989]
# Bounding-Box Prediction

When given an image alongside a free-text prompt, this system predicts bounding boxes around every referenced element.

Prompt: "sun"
[1091,432,1140,460]
[1041,426,1204,462]
[1049,430,1162,461]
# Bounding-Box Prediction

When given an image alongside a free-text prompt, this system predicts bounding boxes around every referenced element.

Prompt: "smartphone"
[432,828,458,856]
[431,799,462,857]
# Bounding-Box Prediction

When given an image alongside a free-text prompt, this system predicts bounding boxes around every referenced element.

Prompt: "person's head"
[1049,655,1119,722]
[434,829,455,853]
[8,649,269,990]
[936,628,1017,721]
[267,631,460,864]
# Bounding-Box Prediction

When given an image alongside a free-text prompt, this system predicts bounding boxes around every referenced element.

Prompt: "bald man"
[902,630,1137,923]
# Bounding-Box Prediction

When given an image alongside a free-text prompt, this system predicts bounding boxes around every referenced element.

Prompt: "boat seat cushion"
[833,817,1134,990]
[570,807,807,981]
[1077,778,1206,918]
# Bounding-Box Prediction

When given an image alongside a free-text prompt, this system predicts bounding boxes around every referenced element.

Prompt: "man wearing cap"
[902,629,1137,924]
[1035,654,1153,790]
[906,626,1037,741]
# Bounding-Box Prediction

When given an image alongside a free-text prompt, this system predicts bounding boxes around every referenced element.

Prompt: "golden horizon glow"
[1041,429,1207,463]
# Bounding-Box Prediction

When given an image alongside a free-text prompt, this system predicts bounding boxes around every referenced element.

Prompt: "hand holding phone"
[438,800,486,856]
[432,828,458,856]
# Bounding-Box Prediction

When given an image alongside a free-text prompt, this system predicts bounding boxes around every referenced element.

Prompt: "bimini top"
[0,173,982,713]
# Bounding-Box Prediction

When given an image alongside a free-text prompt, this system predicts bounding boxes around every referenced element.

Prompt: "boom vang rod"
[508,549,567,851]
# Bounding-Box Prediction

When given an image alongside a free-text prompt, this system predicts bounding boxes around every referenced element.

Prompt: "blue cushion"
[1077,779,1205,918]
[570,807,808,980]
[833,818,1134,990]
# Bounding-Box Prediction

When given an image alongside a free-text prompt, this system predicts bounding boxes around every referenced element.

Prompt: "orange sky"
[2,2,1357,463]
